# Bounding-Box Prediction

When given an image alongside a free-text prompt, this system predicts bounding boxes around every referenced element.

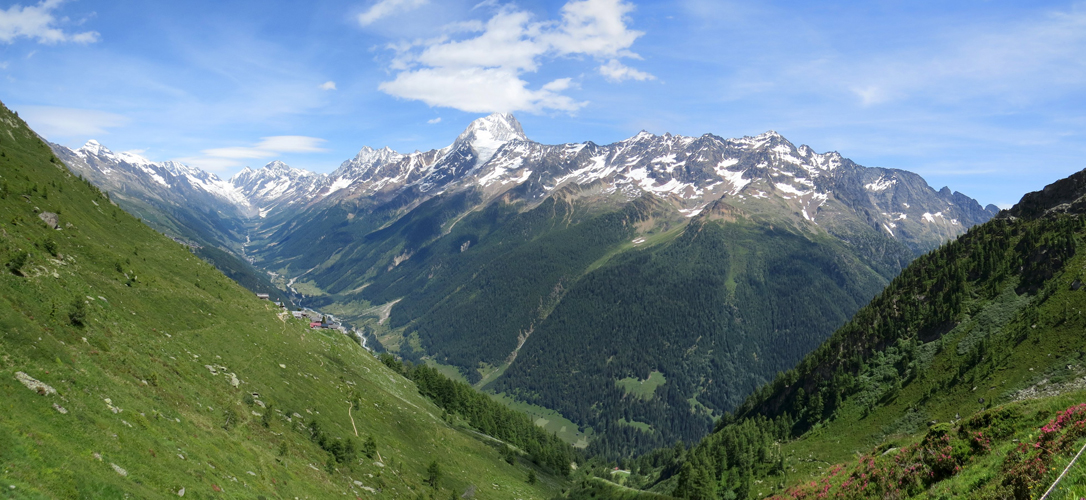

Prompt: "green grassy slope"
[0,102,562,498]
[302,189,903,458]
[580,169,1086,499]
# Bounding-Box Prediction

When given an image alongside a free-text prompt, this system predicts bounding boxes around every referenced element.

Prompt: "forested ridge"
[571,171,1086,499]
[494,215,896,458]
[379,354,581,477]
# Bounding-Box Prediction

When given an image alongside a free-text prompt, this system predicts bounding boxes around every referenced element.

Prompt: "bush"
[6,250,28,275]
[43,238,58,257]
[68,298,87,327]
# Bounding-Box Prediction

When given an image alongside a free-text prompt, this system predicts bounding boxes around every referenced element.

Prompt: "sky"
[0,0,1084,208]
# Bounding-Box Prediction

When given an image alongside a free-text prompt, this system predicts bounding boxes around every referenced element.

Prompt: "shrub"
[68,298,87,327]
[6,250,28,275]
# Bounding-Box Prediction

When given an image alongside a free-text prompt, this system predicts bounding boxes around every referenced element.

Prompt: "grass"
[740,244,1086,499]
[489,393,594,449]
[424,358,470,385]
[583,223,686,276]
[290,279,326,296]
[0,101,565,498]
[615,371,667,401]
[617,419,654,433]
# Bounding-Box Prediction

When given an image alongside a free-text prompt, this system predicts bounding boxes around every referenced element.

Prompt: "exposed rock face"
[1001,167,1086,219]
[38,211,58,229]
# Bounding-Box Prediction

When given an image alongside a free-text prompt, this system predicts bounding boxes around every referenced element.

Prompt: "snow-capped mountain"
[55,139,251,216]
[51,113,997,255]
[229,160,325,216]
[48,114,1002,455]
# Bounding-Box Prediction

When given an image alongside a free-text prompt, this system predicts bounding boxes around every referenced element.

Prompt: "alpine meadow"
[3,0,1085,498]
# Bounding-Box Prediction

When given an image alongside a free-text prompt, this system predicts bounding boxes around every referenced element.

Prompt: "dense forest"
[493,216,896,458]
[576,174,1086,499]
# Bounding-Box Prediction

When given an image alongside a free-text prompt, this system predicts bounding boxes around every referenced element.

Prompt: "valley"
[50,113,999,459]
[5,1,1081,498]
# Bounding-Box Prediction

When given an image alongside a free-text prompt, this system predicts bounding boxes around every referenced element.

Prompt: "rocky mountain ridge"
[53,113,998,256]
[48,113,1002,456]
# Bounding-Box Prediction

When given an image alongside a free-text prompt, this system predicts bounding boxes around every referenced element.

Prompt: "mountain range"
[51,113,1000,456]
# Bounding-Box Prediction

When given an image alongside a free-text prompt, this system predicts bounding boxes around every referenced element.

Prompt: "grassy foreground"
[0,102,563,498]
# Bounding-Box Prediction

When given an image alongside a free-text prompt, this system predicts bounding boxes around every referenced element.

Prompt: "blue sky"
[0,0,1084,208]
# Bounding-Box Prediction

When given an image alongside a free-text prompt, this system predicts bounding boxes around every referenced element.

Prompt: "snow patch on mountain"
[865,176,897,192]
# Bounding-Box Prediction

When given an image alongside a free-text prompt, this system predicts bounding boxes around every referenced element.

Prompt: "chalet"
[256,293,270,300]
[291,311,306,319]
[309,322,322,329]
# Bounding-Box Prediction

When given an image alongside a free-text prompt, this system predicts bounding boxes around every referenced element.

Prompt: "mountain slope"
[0,102,562,498]
[50,114,999,458]
[594,168,1086,499]
[51,141,291,305]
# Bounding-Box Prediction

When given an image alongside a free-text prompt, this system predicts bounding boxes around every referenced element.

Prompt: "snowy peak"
[333,146,405,178]
[623,131,656,143]
[263,160,294,173]
[79,139,106,155]
[231,160,316,185]
[452,113,528,165]
[76,139,154,167]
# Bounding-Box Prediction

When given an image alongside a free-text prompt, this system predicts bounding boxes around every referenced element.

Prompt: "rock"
[38,212,58,229]
[228,373,240,388]
[52,403,68,414]
[104,398,122,413]
[15,372,56,395]
[178,487,185,497]
[111,463,127,477]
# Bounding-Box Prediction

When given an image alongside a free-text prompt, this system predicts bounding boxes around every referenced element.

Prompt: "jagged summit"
[452,113,529,164]
[262,160,294,172]
[333,146,405,179]
[623,130,656,142]
[81,139,105,154]
[76,139,154,166]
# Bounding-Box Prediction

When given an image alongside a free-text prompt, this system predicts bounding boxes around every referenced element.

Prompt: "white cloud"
[202,136,328,159]
[176,135,328,173]
[319,81,336,91]
[598,59,654,82]
[358,0,428,26]
[17,105,126,138]
[427,117,441,124]
[544,0,643,57]
[0,0,99,45]
[378,0,650,114]
[380,66,585,113]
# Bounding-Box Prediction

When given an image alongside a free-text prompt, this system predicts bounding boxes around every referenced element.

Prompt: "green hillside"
[0,102,564,497]
[574,170,1086,498]
[284,184,907,457]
